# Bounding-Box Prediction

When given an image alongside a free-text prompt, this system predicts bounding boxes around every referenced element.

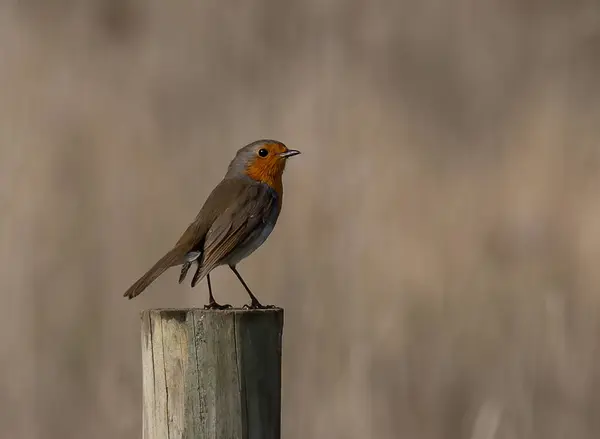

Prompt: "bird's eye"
[258,148,269,157]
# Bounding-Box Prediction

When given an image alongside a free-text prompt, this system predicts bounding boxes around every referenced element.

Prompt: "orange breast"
[245,158,285,208]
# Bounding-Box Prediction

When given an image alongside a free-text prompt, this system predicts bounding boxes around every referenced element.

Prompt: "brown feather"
[123,246,185,299]
[190,183,278,287]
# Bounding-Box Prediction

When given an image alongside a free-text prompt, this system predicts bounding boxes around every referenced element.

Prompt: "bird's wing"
[199,182,277,273]
[173,177,250,254]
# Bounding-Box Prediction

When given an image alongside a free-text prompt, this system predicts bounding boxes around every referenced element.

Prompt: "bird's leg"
[229,265,275,309]
[203,273,231,310]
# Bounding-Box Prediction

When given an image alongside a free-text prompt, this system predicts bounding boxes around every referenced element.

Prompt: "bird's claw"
[204,302,232,310]
[243,302,276,310]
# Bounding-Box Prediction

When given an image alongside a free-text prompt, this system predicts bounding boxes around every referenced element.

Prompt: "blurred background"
[2,0,600,438]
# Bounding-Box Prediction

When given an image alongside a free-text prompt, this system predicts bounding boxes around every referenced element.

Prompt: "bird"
[122,139,300,309]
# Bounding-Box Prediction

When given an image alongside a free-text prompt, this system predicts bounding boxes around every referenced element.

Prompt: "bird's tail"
[123,248,182,299]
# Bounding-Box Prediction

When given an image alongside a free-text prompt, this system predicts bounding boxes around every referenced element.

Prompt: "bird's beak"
[279,149,301,158]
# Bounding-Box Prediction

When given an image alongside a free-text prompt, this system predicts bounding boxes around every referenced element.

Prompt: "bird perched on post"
[123,139,300,309]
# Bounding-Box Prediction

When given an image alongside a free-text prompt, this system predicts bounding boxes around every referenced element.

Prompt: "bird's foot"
[243,301,276,310]
[204,301,232,310]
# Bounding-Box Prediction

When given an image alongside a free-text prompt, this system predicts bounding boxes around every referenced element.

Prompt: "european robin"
[123,139,300,309]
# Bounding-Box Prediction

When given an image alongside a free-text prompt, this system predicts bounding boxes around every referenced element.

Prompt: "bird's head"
[226,140,300,189]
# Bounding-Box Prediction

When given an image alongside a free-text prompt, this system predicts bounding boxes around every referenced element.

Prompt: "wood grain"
[141,308,283,439]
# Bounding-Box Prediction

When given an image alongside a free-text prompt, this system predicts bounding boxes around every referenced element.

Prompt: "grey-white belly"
[226,220,275,265]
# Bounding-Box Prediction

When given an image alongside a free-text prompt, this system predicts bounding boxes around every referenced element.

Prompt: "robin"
[123,139,300,309]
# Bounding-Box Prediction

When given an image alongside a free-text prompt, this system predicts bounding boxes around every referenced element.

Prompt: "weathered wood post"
[141,308,284,439]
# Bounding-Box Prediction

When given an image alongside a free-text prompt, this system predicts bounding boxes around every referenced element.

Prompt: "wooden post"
[141,308,284,439]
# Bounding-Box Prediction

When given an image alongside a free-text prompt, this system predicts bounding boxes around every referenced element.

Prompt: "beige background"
[2,1,600,438]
